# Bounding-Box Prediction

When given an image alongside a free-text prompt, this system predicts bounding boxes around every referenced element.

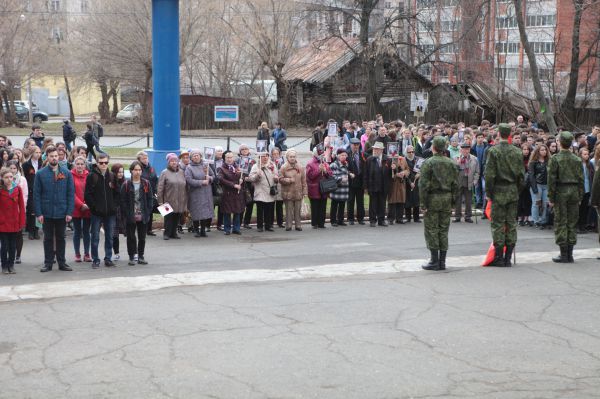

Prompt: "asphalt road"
[2,221,600,398]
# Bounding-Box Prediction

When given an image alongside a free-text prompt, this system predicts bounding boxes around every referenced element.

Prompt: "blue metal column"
[148,0,180,173]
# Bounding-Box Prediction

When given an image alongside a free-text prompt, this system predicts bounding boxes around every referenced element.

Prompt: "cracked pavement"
[1,222,600,398]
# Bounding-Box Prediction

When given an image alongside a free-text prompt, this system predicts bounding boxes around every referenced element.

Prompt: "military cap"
[432,136,447,151]
[559,131,573,148]
[498,123,512,137]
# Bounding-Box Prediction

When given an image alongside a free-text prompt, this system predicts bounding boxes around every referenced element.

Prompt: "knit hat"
[166,153,178,162]
[285,149,297,160]
[189,149,202,158]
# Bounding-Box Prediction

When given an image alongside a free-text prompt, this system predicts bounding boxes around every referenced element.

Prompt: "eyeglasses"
[97,161,109,165]
[407,151,414,153]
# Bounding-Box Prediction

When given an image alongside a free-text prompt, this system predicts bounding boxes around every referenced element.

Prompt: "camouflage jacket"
[419,153,458,210]
[484,141,524,201]
[547,149,584,202]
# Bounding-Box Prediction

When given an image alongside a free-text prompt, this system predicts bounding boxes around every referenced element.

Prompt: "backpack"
[97,124,104,137]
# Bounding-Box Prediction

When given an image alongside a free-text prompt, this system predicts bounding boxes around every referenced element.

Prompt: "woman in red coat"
[0,168,26,274]
[71,156,92,262]
[305,145,333,228]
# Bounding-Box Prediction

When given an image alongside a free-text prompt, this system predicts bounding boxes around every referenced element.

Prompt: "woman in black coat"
[120,161,153,265]
[22,146,43,239]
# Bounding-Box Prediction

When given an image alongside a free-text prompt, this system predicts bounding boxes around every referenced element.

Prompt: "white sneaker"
[114,254,120,260]
[133,254,138,261]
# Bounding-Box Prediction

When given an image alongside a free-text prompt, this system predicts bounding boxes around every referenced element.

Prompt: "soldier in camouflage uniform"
[420,136,458,271]
[484,123,525,267]
[548,131,584,263]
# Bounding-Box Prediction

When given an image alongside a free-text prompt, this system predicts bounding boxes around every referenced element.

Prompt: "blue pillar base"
[146,148,179,174]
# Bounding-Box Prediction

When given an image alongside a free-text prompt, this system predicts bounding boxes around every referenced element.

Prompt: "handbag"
[319,176,338,194]
[212,182,223,205]
[262,169,278,196]
[300,200,310,219]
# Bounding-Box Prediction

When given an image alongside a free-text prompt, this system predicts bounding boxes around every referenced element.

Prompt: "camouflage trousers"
[554,188,580,246]
[491,201,518,247]
[424,209,451,251]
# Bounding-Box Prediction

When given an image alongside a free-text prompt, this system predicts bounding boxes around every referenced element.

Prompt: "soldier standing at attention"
[484,123,524,267]
[420,136,458,271]
[548,131,584,263]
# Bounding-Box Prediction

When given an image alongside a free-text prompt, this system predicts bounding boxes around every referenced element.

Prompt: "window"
[437,67,449,78]
[441,0,459,6]
[531,41,555,53]
[440,43,459,54]
[495,42,520,53]
[418,21,435,31]
[417,44,435,54]
[50,0,60,12]
[80,0,89,13]
[495,67,518,80]
[496,16,517,28]
[526,14,556,27]
[418,64,432,77]
[416,0,436,9]
[51,26,63,43]
[385,1,392,9]
[524,68,553,81]
[440,20,461,31]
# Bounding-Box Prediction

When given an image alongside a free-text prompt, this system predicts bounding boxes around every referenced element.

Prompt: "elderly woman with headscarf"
[236,144,256,229]
[246,152,279,232]
[279,149,307,231]
[185,149,214,237]
[218,151,245,235]
[305,145,333,229]
[271,147,285,227]
[157,153,187,240]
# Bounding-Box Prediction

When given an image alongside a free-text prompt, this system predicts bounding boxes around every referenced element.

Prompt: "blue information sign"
[214,105,239,122]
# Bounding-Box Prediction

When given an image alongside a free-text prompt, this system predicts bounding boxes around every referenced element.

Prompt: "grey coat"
[185,162,214,221]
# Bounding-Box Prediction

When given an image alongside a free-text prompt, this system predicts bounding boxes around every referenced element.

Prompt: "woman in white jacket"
[246,153,279,232]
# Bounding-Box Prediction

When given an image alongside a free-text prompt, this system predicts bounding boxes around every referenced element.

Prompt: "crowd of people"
[0,116,599,274]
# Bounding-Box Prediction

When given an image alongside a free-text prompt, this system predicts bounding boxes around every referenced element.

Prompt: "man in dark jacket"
[138,151,159,235]
[364,142,391,227]
[33,147,74,272]
[62,119,76,151]
[85,153,118,268]
[347,138,365,225]
[310,120,325,151]
[29,124,45,149]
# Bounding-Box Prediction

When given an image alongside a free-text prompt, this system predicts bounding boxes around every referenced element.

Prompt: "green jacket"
[547,149,584,202]
[419,153,458,210]
[484,141,524,202]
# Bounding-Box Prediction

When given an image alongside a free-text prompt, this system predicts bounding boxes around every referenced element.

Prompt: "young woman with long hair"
[528,144,549,228]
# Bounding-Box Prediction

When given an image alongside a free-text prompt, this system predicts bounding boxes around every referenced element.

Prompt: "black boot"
[504,245,514,267]
[552,246,569,263]
[489,245,505,267]
[1,265,7,274]
[33,229,40,240]
[40,264,53,272]
[439,251,447,270]
[193,221,202,237]
[567,245,575,263]
[422,250,440,271]
[200,225,207,237]
[7,264,15,274]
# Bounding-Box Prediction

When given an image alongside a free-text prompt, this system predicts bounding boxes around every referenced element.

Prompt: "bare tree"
[224,0,306,124]
[513,0,558,134]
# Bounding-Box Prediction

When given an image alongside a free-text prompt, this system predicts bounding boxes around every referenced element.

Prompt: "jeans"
[223,213,241,233]
[42,218,67,265]
[72,217,91,256]
[0,232,17,267]
[90,215,115,263]
[530,185,548,225]
[126,222,147,259]
[475,175,485,206]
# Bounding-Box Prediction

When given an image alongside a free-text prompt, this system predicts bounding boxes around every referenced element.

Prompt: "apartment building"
[411,0,599,101]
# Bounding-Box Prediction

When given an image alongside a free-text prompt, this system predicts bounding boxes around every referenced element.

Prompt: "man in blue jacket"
[34,147,75,272]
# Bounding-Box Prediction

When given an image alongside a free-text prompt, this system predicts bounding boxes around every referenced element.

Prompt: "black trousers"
[330,199,346,224]
[578,192,591,229]
[42,218,66,265]
[16,230,23,257]
[369,192,386,224]
[273,200,284,226]
[0,232,17,267]
[126,222,147,258]
[406,206,420,222]
[243,201,254,225]
[26,208,37,235]
[163,213,180,238]
[388,203,404,222]
[216,206,224,227]
[347,187,365,222]
[310,198,327,227]
[112,236,120,254]
[256,201,274,229]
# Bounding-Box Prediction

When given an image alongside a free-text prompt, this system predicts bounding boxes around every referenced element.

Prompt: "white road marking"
[0,249,597,303]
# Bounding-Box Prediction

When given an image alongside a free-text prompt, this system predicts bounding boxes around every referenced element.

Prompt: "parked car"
[2,104,48,123]
[13,100,39,112]
[116,103,141,122]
